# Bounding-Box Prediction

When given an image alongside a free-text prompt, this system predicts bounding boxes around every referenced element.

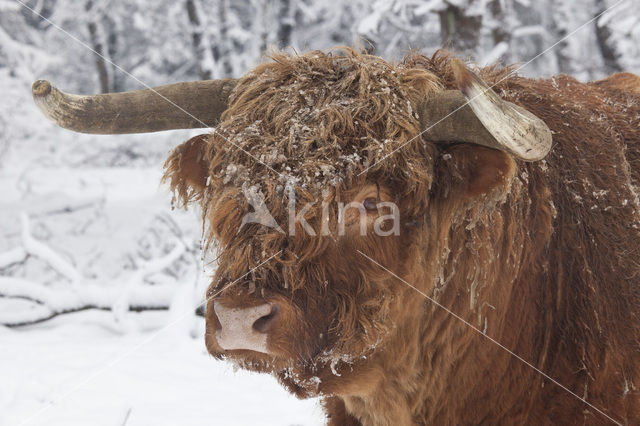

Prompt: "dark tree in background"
[438,2,482,55]
[185,0,213,80]
[276,0,293,47]
[85,0,110,93]
[594,0,622,74]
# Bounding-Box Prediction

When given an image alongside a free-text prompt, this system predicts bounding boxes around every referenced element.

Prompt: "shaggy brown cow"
[33,49,639,425]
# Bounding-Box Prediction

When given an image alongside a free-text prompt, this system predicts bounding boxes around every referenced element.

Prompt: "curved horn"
[420,60,552,161]
[31,79,237,134]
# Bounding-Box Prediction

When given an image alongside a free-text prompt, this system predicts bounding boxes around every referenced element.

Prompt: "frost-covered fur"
[163,49,640,425]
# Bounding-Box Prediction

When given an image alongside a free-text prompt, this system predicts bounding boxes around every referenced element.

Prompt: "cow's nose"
[213,301,277,353]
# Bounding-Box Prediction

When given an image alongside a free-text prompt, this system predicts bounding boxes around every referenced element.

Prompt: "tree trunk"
[489,0,508,44]
[85,0,109,93]
[218,0,233,77]
[594,0,622,74]
[105,16,123,92]
[276,0,293,48]
[487,0,511,63]
[438,4,482,55]
[548,1,571,74]
[186,0,213,80]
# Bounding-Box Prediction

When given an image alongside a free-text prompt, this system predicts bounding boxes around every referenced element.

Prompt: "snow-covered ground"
[0,311,323,426]
[0,73,323,425]
[0,160,325,425]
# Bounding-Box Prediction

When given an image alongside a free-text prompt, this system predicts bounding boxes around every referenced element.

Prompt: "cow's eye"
[363,197,378,211]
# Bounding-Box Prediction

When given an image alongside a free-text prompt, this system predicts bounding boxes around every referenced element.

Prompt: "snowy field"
[0,312,323,426]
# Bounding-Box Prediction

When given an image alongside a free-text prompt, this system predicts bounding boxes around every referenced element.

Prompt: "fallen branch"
[31,199,102,218]
[1,303,169,328]
[0,276,175,327]
[0,214,192,328]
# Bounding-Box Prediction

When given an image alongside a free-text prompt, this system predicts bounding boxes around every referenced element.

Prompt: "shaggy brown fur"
[163,48,640,425]
[594,72,640,96]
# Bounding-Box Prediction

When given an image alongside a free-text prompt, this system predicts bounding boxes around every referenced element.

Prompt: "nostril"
[252,304,279,333]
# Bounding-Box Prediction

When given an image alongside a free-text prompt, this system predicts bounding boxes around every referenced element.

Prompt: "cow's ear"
[162,134,210,207]
[438,144,517,200]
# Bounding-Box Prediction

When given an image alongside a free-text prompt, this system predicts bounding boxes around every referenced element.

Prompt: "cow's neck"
[341,277,547,424]
[339,193,552,425]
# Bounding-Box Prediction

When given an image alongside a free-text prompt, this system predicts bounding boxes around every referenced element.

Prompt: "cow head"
[32,49,551,397]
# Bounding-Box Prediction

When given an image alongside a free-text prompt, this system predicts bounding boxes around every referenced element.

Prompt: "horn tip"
[32,80,52,98]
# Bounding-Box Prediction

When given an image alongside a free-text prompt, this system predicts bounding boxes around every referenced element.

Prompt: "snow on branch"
[0,276,178,327]
[111,242,186,328]
[482,41,510,66]
[0,214,188,328]
[0,247,27,269]
[20,213,82,284]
